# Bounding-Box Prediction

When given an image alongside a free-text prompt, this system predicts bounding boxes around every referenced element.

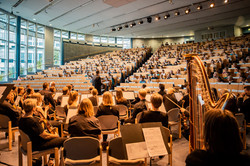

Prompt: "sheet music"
[98,96,103,106]
[146,94,151,102]
[14,96,21,106]
[61,96,69,107]
[125,142,149,160]
[65,109,78,124]
[53,92,63,100]
[142,127,168,157]
[123,91,135,100]
[174,93,183,101]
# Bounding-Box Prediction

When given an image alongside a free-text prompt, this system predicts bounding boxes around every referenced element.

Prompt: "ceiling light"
[185,8,190,14]
[147,16,152,23]
[33,18,36,21]
[117,26,122,31]
[124,24,129,28]
[197,5,202,10]
[224,0,229,3]
[130,22,136,27]
[111,28,116,31]
[210,2,215,8]
[155,15,161,21]
[175,11,180,16]
[164,14,170,19]
[49,24,52,26]
[138,20,143,25]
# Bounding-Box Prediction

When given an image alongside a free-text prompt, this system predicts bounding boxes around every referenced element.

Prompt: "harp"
[185,54,234,152]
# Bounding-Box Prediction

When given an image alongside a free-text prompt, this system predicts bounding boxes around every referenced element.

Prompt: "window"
[70,32,77,39]
[108,37,115,44]
[62,31,69,39]
[77,33,85,41]
[93,36,100,43]
[116,38,123,44]
[101,36,107,43]
[123,38,131,49]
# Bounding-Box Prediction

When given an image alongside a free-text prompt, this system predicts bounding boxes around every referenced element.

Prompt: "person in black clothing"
[158,84,167,97]
[95,92,119,141]
[0,91,21,127]
[92,70,103,95]
[88,88,98,106]
[18,99,66,164]
[185,109,250,166]
[116,89,128,107]
[237,85,250,123]
[68,98,101,139]
[163,87,179,112]
[124,89,148,124]
[139,93,168,128]
[39,82,56,109]
[57,86,69,106]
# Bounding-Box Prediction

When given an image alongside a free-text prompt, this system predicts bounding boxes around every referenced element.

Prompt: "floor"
[0,128,250,166]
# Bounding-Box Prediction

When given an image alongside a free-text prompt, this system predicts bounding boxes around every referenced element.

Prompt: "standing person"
[185,109,250,166]
[19,99,67,165]
[139,93,168,127]
[92,70,102,95]
[238,85,250,123]
[68,98,102,140]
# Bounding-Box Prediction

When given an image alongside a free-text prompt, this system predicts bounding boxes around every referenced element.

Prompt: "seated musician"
[186,109,250,166]
[19,99,67,164]
[68,98,101,140]
[64,91,79,116]
[88,88,98,106]
[139,93,168,128]
[57,86,69,106]
[39,82,56,109]
[115,89,128,107]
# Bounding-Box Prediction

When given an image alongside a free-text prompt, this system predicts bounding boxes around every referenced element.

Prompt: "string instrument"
[185,54,234,152]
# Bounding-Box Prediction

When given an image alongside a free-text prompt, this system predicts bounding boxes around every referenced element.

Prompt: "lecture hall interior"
[0,0,250,166]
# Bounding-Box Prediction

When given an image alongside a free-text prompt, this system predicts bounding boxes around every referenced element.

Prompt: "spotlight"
[155,15,161,21]
[197,5,202,10]
[210,2,215,8]
[111,28,116,31]
[130,22,136,27]
[224,0,228,3]
[138,20,143,25]
[147,16,152,23]
[164,13,170,19]
[117,26,122,31]
[185,8,190,14]
[124,24,129,28]
[175,11,180,16]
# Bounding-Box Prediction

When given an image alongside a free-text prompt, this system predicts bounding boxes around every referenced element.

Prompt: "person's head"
[204,109,243,154]
[18,87,25,95]
[159,84,165,91]
[167,87,175,95]
[89,86,94,92]
[244,85,250,96]
[30,93,42,105]
[43,82,49,90]
[50,81,55,87]
[102,91,113,105]
[26,88,34,95]
[78,98,94,117]
[96,70,100,75]
[142,84,147,89]
[150,93,163,110]
[92,89,98,96]
[68,91,79,105]
[50,86,56,93]
[6,90,14,102]
[67,84,72,92]
[138,89,147,100]
[62,86,69,95]
[23,99,37,114]
[116,89,123,100]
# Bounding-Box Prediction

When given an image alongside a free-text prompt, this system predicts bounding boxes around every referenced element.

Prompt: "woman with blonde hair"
[116,89,128,107]
[68,98,101,139]
[64,91,79,115]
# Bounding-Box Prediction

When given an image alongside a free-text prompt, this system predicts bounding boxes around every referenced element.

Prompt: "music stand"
[0,84,14,104]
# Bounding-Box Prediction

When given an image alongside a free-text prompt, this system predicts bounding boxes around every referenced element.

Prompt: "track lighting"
[197,5,202,10]
[209,2,215,8]
[147,16,152,23]
[224,0,229,3]
[117,26,122,31]
[175,11,180,16]
[164,13,170,19]
[111,28,116,31]
[185,8,190,14]
[155,15,161,21]
[138,20,143,25]
[124,24,129,28]
[130,22,136,27]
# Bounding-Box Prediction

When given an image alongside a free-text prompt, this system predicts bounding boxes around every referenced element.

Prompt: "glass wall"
[20,19,45,75]
[0,11,16,82]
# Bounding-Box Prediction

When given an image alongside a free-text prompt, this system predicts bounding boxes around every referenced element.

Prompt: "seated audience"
[185,109,250,166]
[139,93,168,127]
[88,88,98,106]
[68,98,101,139]
[237,85,250,123]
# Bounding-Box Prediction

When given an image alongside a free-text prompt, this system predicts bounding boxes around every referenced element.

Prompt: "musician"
[88,88,98,106]
[115,89,128,107]
[19,99,66,165]
[68,98,101,139]
[238,85,250,123]
[64,91,79,116]
[158,84,167,97]
[39,82,56,109]
[186,109,250,166]
[163,87,180,112]
[139,93,168,128]
[57,86,69,106]
[17,87,25,109]
[124,89,148,124]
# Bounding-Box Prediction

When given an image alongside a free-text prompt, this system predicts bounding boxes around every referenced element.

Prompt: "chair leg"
[8,121,12,151]
[13,131,16,142]
[55,148,59,166]
[44,155,48,165]
[178,121,181,139]
[27,142,33,166]
[18,136,23,166]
